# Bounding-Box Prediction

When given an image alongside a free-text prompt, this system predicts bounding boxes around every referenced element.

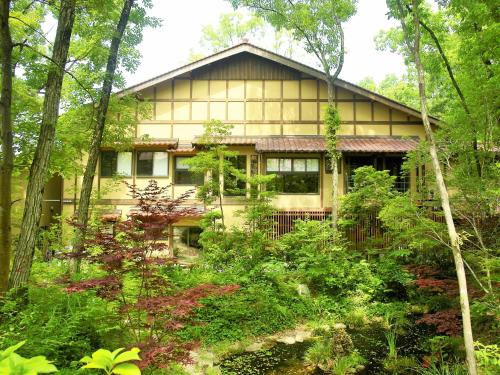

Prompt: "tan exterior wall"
[60,73,427,231]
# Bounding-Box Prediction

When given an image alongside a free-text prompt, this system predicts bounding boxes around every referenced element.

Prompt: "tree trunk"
[9,0,76,290]
[0,0,13,293]
[73,0,134,270]
[327,80,339,229]
[408,2,477,373]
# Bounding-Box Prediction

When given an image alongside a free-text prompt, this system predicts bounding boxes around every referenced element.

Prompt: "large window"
[100,151,132,177]
[346,155,409,192]
[266,157,320,194]
[174,156,204,185]
[224,155,247,196]
[136,151,168,177]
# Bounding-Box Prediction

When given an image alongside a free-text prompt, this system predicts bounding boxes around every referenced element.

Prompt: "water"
[219,341,323,375]
[219,321,433,375]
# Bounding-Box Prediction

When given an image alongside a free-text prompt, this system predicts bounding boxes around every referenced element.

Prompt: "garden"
[1,163,498,374]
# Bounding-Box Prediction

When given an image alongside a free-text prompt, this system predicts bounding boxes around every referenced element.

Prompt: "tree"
[386,1,477,373]
[9,0,77,290]
[358,74,420,110]
[201,12,264,52]
[185,120,238,229]
[0,0,14,293]
[230,0,357,229]
[72,0,135,271]
[188,11,300,61]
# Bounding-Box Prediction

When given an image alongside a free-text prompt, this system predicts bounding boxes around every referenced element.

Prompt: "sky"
[123,0,406,88]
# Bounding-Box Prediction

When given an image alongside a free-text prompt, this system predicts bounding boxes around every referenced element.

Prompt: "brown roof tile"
[256,137,326,152]
[133,138,178,148]
[338,137,420,153]
[255,136,419,153]
[192,136,261,145]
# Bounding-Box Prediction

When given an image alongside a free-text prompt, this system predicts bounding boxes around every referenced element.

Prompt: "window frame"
[265,156,321,195]
[100,150,132,177]
[174,156,204,186]
[135,150,169,178]
[345,154,410,193]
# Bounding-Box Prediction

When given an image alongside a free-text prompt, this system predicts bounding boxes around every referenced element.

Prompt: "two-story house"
[53,43,437,252]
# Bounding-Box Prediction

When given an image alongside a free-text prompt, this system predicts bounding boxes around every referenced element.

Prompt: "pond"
[218,320,433,374]
[219,341,323,375]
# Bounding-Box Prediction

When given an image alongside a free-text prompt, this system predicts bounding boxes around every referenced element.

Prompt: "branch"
[9,15,53,47]
[19,42,96,105]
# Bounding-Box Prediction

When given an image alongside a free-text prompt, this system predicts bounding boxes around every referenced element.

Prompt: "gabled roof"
[119,42,439,124]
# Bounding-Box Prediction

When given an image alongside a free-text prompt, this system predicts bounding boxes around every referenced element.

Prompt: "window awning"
[133,138,178,148]
[254,136,420,153]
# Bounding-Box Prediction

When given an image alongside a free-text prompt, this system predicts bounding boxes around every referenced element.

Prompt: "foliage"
[185,120,238,227]
[178,282,309,345]
[341,166,397,225]
[0,286,117,369]
[65,181,239,368]
[0,341,57,374]
[276,220,379,295]
[80,347,141,375]
[382,355,418,374]
[324,104,341,159]
[358,73,420,110]
[231,0,356,80]
[474,342,500,375]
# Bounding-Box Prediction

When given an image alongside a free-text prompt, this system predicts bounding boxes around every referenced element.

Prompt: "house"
[53,43,437,251]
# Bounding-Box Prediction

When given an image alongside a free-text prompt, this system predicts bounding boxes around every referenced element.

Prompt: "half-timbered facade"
[54,43,436,251]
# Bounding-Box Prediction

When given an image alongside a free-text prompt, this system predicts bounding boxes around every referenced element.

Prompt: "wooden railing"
[269,203,443,249]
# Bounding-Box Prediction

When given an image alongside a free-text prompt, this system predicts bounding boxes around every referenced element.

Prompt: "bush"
[276,220,380,296]
[0,286,119,368]
[177,283,311,345]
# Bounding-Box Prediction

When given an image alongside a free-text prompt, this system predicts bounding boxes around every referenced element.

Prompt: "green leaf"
[0,341,26,360]
[112,362,141,375]
[114,348,140,364]
[111,348,125,360]
[23,356,58,373]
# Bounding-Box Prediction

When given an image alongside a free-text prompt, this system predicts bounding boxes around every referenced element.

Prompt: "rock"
[333,323,346,330]
[297,283,311,296]
[246,342,265,352]
[277,335,296,344]
[295,330,312,342]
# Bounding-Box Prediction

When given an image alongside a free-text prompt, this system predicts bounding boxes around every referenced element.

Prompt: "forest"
[0,0,498,374]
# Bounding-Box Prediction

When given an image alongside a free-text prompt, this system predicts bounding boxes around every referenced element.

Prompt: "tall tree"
[9,0,76,289]
[230,0,356,229]
[72,0,135,269]
[0,0,14,293]
[387,1,477,373]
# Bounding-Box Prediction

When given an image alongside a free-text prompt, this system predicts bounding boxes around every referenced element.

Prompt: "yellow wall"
[60,71,428,230]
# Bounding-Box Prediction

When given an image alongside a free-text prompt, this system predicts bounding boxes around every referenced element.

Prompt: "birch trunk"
[73,0,134,269]
[9,0,76,289]
[0,0,13,293]
[409,1,477,373]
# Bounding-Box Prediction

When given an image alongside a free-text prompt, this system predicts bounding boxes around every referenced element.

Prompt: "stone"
[333,323,346,330]
[277,335,296,344]
[297,283,311,296]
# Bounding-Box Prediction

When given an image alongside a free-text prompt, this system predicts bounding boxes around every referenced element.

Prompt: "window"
[173,226,202,251]
[100,151,132,177]
[266,157,320,194]
[224,155,247,196]
[136,151,168,177]
[174,156,204,185]
[346,155,409,192]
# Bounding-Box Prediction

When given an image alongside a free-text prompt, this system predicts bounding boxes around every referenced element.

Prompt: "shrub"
[0,286,117,368]
[0,341,57,374]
